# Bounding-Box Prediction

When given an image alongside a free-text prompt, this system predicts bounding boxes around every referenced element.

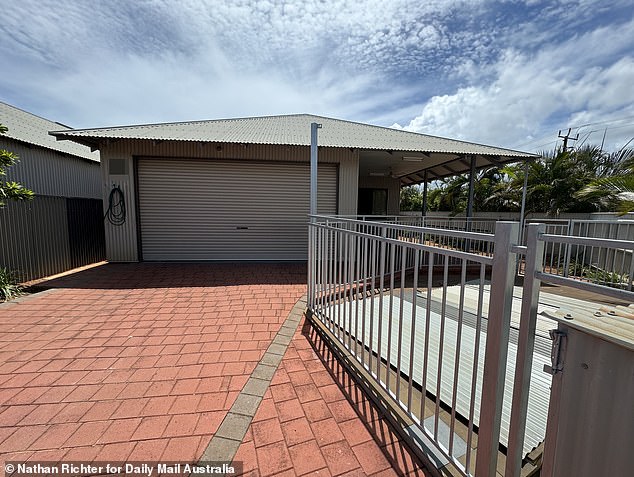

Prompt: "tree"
[1,124,34,206]
[576,149,634,214]
[400,185,423,211]
[424,145,631,216]
[425,167,515,215]
[486,146,616,216]
[429,174,469,213]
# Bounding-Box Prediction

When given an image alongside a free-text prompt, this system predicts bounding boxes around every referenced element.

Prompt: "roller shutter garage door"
[137,158,338,260]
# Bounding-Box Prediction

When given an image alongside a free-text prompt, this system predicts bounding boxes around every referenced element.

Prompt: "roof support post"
[310,122,322,218]
[466,155,476,231]
[421,170,428,218]
[308,122,321,310]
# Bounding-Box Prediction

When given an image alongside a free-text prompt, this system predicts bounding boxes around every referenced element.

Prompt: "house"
[50,114,535,263]
[0,102,104,281]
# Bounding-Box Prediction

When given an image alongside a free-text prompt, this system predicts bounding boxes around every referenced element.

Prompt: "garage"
[136,158,338,261]
[51,114,535,263]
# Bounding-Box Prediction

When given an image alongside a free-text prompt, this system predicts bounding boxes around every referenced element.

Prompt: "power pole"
[558,128,578,151]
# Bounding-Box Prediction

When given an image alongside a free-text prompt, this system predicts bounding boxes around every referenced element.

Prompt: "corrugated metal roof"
[50,114,536,160]
[0,101,99,162]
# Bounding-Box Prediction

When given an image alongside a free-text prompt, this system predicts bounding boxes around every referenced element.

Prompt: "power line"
[566,114,634,130]
[514,121,634,151]
[575,130,594,149]
[513,133,559,150]
[512,114,634,150]
[530,139,559,152]
[573,123,634,151]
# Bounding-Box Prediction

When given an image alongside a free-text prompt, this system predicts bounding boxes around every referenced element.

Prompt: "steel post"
[475,221,519,477]
[505,223,545,477]
[308,122,321,301]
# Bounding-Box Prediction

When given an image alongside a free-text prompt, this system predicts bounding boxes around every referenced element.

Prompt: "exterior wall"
[99,140,359,262]
[1,139,101,199]
[100,150,138,262]
[358,175,401,215]
[338,151,359,215]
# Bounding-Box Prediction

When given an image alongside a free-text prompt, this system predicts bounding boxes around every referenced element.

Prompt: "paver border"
[0,287,58,308]
[198,296,307,464]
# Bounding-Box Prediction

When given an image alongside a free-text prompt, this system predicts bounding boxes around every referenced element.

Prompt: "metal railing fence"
[338,214,499,234]
[340,215,633,290]
[308,216,515,477]
[505,224,634,477]
[534,232,634,298]
[307,217,634,477]
[524,219,634,290]
[322,216,496,262]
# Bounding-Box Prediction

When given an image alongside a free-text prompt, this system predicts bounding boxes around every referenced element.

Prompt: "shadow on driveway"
[33,262,308,290]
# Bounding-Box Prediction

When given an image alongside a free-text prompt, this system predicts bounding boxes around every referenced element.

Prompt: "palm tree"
[428,145,631,215]
[488,146,608,216]
[428,167,517,214]
[576,149,634,214]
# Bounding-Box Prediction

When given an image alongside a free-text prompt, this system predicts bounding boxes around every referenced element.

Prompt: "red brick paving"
[235,315,431,476]
[0,263,430,476]
[0,263,304,466]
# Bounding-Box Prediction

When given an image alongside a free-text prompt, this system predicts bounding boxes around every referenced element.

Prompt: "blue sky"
[1,0,633,152]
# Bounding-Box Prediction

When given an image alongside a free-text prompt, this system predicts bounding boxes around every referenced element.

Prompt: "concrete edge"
[198,295,307,467]
[0,287,58,308]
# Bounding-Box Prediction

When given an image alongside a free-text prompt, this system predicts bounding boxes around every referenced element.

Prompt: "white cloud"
[2,44,421,128]
[1,0,633,154]
[2,0,477,126]
[398,18,634,151]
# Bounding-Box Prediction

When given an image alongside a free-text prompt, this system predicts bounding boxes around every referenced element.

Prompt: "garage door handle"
[236,226,249,230]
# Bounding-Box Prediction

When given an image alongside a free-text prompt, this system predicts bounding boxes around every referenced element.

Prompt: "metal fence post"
[562,220,573,278]
[308,222,315,310]
[505,223,545,477]
[475,221,519,477]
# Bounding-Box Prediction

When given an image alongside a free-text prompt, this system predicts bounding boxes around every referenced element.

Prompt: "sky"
[1,0,633,153]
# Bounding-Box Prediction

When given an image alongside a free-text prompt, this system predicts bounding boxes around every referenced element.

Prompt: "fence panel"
[0,196,105,281]
[67,198,106,269]
[309,215,634,477]
[308,216,518,477]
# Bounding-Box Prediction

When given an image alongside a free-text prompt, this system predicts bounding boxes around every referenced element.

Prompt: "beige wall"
[358,175,401,215]
[99,140,359,261]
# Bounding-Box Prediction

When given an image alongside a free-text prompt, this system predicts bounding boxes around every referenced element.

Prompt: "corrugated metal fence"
[0,196,105,282]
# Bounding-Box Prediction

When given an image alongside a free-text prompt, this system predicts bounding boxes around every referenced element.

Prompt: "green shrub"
[0,267,21,301]
[582,265,629,288]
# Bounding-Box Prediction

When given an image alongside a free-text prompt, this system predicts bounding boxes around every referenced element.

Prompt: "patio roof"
[50,114,538,182]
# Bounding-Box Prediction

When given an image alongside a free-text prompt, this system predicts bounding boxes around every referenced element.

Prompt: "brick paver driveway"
[0,263,428,476]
